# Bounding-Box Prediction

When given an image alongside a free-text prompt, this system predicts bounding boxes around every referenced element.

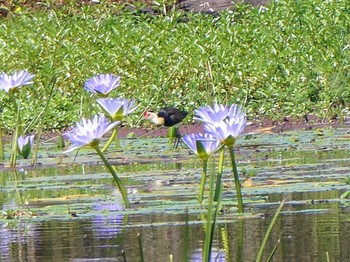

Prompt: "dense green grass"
[0,0,349,131]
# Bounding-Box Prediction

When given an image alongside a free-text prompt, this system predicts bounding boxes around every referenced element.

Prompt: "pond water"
[1,128,350,261]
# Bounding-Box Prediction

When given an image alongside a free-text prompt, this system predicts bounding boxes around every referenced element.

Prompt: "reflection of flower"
[84,74,120,96]
[190,248,226,261]
[97,98,137,121]
[0,70,34,92]
[92,201,124,239]
[17,135,35,159]
[0,223,36,261]
[63,115,120,153]
[182,133,220,160]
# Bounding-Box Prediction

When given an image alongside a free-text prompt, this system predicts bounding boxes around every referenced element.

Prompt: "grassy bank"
[0,0,349,132]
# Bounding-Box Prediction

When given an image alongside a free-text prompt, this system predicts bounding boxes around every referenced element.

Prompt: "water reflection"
[1,129,350,260]
[2,209,349,261]
[91,201,124,239]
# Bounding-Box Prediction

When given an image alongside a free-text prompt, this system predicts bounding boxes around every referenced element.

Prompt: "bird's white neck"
[145,112,165,125]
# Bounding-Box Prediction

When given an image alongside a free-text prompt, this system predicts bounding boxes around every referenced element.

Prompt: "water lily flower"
[97,98,137,121]
[0,70,34,92]
[204,115,247,147]
[197,104,247,147]
[197,103,247,212]
[182,133,221,160]
[84,74,120,96]
[183,132,221,203]
[63,115,120,153]
[17,135,35,159]
[194,103,245,124]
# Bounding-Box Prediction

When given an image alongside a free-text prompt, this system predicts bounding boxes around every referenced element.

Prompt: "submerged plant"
[0,70,34,167]
[63,114,130,208]
[97,97,137,150]
[17,135,35,159]
[84,73,120,97]
[182,133,220,203]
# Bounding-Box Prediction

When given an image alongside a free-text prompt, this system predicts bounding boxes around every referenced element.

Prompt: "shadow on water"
[1,129,350,261]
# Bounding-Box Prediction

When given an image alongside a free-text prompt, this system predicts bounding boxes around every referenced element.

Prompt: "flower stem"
[203,161,215,262]
[102,127,119,152]
[0,125,4,160]
[198,159,208,204]
[214,147,225,201]
[228,145,244,213]
[94,146,130,208]
[10,95,20,167]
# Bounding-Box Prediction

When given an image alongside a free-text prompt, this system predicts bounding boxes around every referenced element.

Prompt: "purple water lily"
[194,103,244,124]
[63,115,120,153]
[97,98,137,121]
[17,135,35,159]
[204,114,246,146]
[0,70,34,92]
[195,103,247,146]
[182,133,221,160]
[84,74,120,96]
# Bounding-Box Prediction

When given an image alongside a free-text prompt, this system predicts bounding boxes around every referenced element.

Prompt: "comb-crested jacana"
[143,107,188,148]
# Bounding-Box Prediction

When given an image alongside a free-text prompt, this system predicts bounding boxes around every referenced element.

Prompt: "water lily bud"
[17,135,34,159]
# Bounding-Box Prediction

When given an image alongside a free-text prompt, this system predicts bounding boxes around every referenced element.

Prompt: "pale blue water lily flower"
[194,103,245,124]
[204,113,247,146]
[0,70,34,92]
[63,115,129,208]
[195,103,247,212]
[84,74,120,96]
[17,135,35,159]
[97,98,137,121]
[182,132,221,204]
[63,115,120,153]
[182,133,221,160]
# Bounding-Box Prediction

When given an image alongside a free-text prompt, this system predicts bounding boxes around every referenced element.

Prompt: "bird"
[143,107,188,148]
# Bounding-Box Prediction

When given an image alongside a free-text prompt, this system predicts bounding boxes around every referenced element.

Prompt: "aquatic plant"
[17,135,35,159]
[97,97,137,150]
[184,103,246,261]
[182,132,221,203]
[0,70,35,167]
[84,73,121,97]
[195,103,247,212]
[0,70,34,93]
[63,114,130,208]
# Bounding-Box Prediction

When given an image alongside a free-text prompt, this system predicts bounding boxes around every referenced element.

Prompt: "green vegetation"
[0,0,349,131]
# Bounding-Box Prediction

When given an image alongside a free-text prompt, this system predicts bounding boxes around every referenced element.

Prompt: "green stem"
[114,126,121,148]
[198,159,208,204]
[214,147,225,201]
[0,125,4,160]
[94,146,130,208]
[10,95,20,168]
[203,161,215,262]
[102,127,119,152]
[228,145,244,213]
[256,199,286,262]
[208,166,223,259]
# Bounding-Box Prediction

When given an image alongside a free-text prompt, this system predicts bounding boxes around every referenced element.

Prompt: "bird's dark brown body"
[143,107,188,148]
[157,107,188,127]
[143,107,188,127]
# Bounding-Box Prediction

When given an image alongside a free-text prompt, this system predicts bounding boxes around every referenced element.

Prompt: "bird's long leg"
[173,127,183,149]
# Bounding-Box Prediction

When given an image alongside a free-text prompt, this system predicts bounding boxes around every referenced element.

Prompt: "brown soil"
[119,115,350,139]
